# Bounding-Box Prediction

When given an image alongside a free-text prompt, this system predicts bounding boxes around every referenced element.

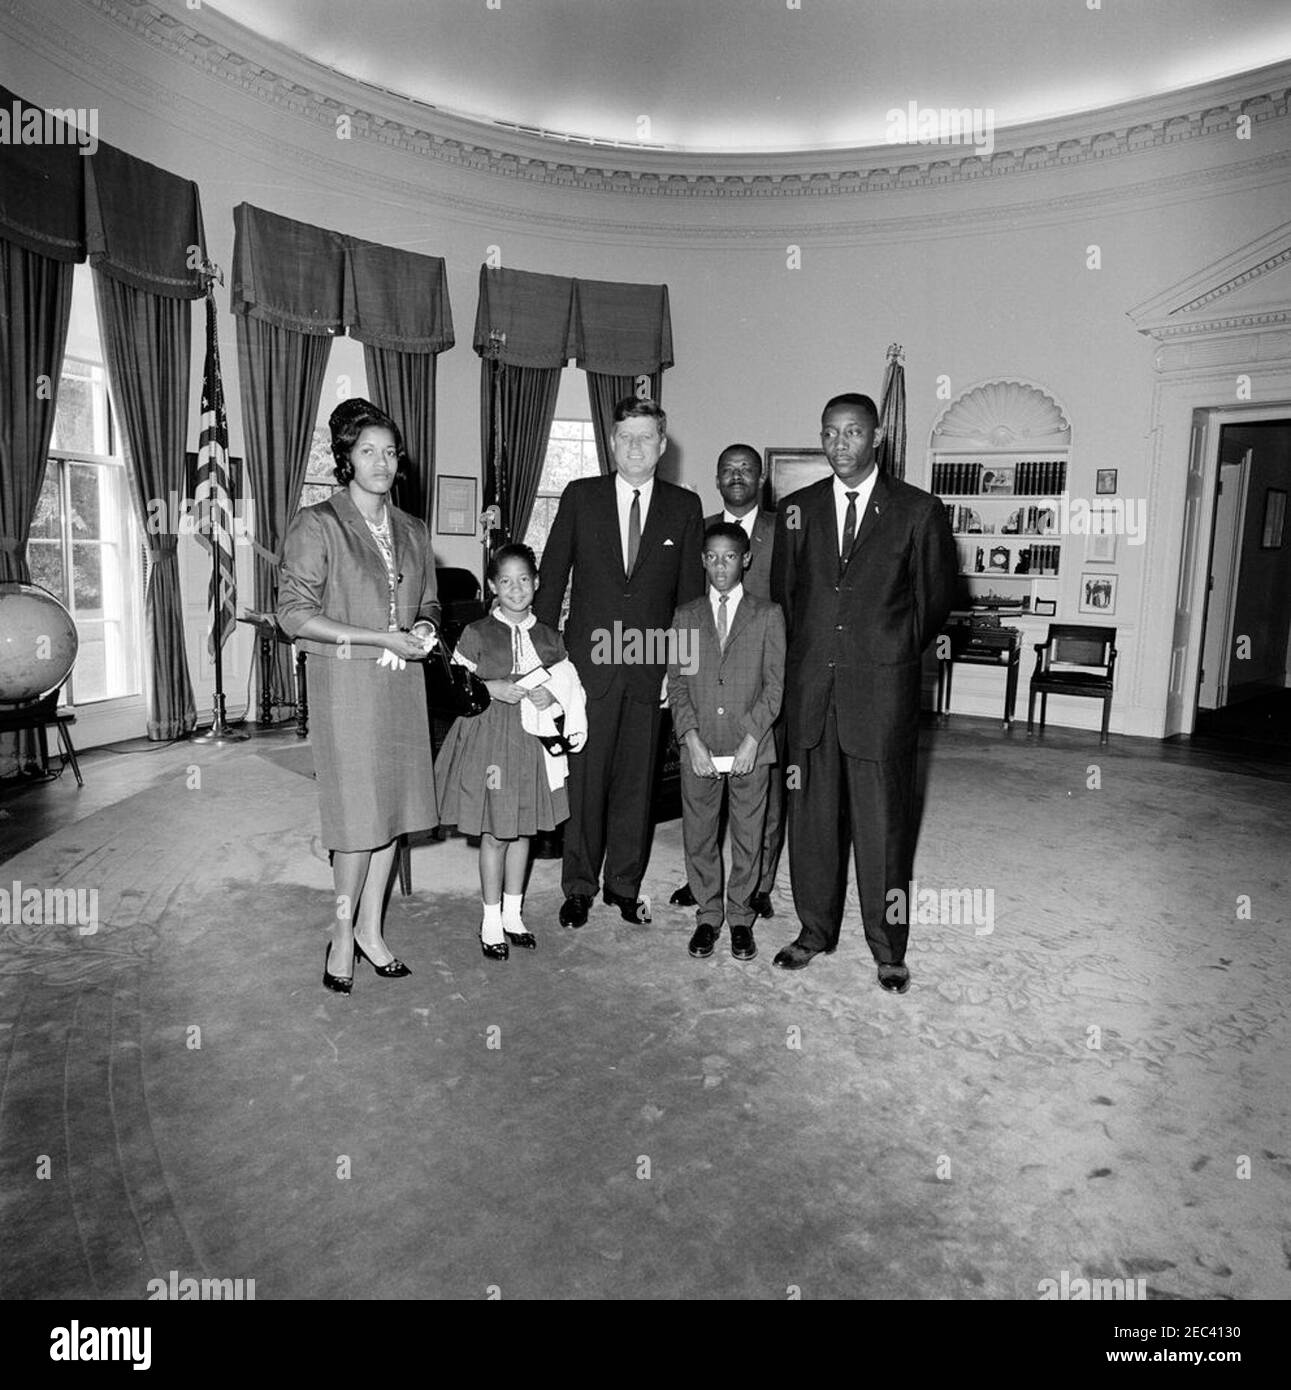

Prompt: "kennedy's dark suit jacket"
[770,471,958,760]
[667,591,785,764]
[535,473,705,700]
[704,508,776,602]
[278,490,440,660]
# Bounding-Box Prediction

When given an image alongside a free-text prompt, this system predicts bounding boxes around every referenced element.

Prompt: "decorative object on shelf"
[1034,598,1057,617]
[1078,572,1117,614]
[1095,468,1118,495]
[987,545,1010,573]
[436,475,478,535]
[1260,488,1286,549]
[765,448,830,508]
[981,465,1016,494]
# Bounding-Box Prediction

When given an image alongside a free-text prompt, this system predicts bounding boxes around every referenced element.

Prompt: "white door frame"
[1197,448,1251,710]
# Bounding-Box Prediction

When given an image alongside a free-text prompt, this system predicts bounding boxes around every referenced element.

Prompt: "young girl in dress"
[434,543,585,960]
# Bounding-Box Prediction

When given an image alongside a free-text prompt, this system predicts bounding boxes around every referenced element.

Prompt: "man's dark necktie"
[840,490,858,574]
[627,488,641,576]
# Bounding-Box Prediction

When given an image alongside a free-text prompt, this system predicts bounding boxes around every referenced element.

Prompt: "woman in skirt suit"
[278,399,439,994]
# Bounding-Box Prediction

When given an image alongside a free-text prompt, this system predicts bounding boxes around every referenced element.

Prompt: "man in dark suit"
[671,444,784,916]
[535,397,705,928]
[770,393,958,992]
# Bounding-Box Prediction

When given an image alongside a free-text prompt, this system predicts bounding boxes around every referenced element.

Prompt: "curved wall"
[3,0,1290,739]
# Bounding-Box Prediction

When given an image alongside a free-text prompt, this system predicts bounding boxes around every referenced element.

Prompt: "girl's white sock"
[501,892,525,933]
[481,900,504,945]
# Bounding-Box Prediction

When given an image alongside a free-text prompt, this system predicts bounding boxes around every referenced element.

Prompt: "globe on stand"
[0,582,79,705]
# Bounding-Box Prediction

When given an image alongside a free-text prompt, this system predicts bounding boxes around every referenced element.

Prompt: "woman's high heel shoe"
[323,943,353,994]
[354,940,411,978]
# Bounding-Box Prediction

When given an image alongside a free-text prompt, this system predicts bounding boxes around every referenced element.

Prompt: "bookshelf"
[930,450,1070,614]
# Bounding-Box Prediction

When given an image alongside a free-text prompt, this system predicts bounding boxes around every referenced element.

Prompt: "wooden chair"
[0,690,84,785]
[1027,624,1117,744]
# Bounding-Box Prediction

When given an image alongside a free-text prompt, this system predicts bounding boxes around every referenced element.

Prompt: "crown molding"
[24,0,1291,202]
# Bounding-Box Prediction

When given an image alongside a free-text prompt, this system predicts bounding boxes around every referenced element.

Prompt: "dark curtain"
[92,275,198,740]
[877,344,907,481]
[480,360,562,544]
[364,346,437,528]
[586,370,663,475]
[0,239,75,773]
[236,313,332,704]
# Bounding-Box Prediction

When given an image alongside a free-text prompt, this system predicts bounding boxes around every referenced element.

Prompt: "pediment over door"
[1128,221,1291,364]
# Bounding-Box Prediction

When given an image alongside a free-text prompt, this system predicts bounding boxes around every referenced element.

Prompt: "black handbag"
[425,638,491,718]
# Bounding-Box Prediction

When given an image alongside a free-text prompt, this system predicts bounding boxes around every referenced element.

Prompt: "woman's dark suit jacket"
[277,490,441,655]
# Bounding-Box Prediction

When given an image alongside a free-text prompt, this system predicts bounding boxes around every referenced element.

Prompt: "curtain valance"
[0,86,205,295]
[473,265,673,374]
[231,204,455,350]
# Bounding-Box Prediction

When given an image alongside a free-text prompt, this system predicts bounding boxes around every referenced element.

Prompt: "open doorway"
[1194,419,1291,746]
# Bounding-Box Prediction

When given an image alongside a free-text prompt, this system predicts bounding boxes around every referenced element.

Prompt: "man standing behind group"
[672,444,784,917]
[535,397,704,928]
[770,393,958,992]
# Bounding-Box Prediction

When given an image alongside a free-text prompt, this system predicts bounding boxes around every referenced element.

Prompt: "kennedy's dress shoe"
[504,929,537,950]
[354,941,411,978]
[877,963,911,994]
[559,893,593,928]
[481,937,509,962]
[729,923,757,961]
[748,891,774,919]
[323,943,353,994]
[603,887,650,923]
[688,921,720,958]
[772,939,832,971]
[670,883,697,907]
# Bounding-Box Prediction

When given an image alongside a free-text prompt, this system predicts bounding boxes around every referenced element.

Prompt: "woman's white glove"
[378,648,407,672]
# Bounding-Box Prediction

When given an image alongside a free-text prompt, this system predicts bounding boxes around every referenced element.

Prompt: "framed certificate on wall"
[435,475,478,535]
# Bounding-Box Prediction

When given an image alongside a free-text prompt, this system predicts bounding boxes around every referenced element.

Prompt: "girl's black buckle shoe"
[503,930,536,950]
[480,938,509,961]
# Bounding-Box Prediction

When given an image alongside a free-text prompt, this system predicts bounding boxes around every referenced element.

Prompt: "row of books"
[931,460,1068,496]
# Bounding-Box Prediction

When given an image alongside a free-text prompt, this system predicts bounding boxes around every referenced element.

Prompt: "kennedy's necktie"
[840,489,858,573]
[716,593,729,650]
[627,488,641,577]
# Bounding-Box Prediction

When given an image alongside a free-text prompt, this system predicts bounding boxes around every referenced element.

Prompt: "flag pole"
[193,261,248,745]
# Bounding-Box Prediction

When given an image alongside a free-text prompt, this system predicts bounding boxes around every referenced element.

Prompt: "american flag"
[193,290,237,657]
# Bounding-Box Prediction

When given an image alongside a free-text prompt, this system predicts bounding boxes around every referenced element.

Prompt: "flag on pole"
[877,342,907,482]
[193,289,237,657]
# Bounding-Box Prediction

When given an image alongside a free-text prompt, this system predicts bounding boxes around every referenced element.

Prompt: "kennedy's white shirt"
[615,472,655,572]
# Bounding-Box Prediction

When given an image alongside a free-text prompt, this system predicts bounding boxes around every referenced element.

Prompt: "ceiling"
[207,0,1291,153]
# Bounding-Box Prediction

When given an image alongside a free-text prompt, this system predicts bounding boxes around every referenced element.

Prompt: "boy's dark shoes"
[772,939,833,971]
[688,922,720,958]
[749,891,774,918]
[670,882,697,907]
[729,923,757,960]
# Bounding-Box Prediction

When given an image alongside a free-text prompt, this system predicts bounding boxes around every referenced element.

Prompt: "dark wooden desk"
[936,619,1021,728]
[237,614,308,738]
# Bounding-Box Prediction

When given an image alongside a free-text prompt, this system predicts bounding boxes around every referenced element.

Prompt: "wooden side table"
[937,620,1021,728]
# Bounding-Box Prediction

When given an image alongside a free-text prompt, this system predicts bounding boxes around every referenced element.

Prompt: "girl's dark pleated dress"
[434,616,570,839]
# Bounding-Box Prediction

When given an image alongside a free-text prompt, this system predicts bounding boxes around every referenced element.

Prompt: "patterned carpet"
[0,737,1287,1299]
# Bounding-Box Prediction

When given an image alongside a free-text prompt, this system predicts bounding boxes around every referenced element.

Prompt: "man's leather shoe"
[730,923,757,961]
[687,921,720,958]
[772,939,829,971]
[559,893,592,928]
[748,891,774,919]
[603,887,650,923]
[877,963,911,994]
[670,883,697,907]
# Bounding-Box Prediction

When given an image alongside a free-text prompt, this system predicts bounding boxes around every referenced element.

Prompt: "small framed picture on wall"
[1034,598,1057,617]
[1095,468,1118,495]
[1086,511,1117,563]
[765,448,831,509]
[1078,572,1117,615]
